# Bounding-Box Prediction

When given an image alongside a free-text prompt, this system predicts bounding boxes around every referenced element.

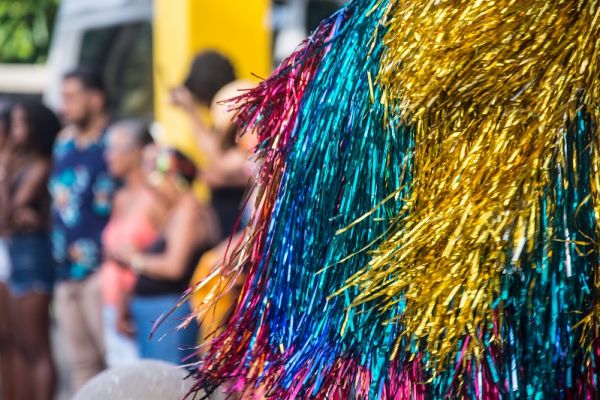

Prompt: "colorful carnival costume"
[190,0,600,398]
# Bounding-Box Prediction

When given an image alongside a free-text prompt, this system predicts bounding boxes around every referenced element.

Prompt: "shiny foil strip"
[191,0,600,398]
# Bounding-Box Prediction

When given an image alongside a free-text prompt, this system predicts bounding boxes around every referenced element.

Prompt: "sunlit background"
[0,1,346,399]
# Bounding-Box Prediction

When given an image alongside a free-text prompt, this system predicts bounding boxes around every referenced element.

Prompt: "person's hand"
[12,207,40,231]
[116,301,136,337]
[108,246,136,268]
[169,86,196,114]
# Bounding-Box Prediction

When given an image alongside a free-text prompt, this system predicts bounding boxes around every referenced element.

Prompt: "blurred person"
[0,102,17,400]
[0,101,61,400]
[208,80,258,227]
[171,55,258,349]
[49,67,117,390]
[100,120,166,367]
[172,79,257,237]
[111,148,220,365]
[186,81,259,340]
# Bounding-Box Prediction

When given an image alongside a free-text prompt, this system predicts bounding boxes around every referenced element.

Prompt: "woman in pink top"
[101,120,165,367]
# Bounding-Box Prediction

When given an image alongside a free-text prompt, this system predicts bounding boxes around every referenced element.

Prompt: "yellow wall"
[153,0,271,158]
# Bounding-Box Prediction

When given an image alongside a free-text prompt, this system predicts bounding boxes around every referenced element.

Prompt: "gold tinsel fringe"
[345,0,600,364]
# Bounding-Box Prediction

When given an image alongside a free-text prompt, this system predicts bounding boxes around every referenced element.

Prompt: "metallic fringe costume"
[190,1,600,398]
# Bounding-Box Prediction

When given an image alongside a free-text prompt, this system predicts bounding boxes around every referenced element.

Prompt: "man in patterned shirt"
[49,67,116,391]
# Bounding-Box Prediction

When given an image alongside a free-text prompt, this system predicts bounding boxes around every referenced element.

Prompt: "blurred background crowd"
[0,1,345,399]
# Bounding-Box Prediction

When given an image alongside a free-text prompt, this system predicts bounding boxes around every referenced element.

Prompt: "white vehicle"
[272,0,345,64]
[44,0,153,118]
[0,63,49,103]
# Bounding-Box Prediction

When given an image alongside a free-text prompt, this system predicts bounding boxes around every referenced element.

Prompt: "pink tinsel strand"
[190,17,340,398]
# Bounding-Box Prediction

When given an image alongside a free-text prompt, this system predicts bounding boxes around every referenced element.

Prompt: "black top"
[0,160,51,235]
[134,238,210,297]
[211,186,246,241]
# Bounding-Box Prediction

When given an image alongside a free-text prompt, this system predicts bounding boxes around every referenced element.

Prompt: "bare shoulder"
[175,195,217,229]
[56,125,77,141]
[177,193,203,218]
[111,188,132,216]
[113,188,131,206]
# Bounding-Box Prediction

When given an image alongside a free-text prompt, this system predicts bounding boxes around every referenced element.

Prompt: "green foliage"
[0,0,60,64]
